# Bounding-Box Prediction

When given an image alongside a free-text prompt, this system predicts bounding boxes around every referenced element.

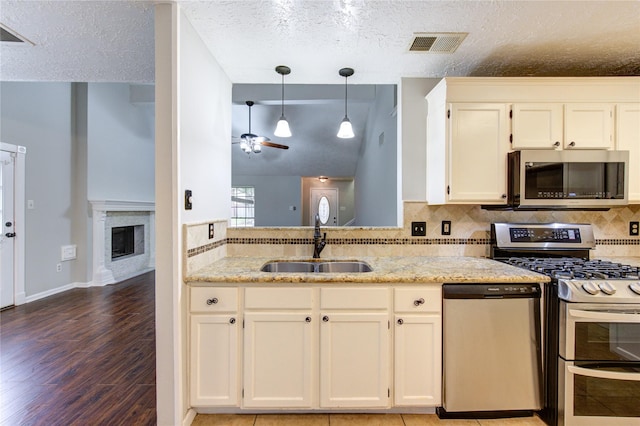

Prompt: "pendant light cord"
[344,75,348,117]
[281,73,285,116]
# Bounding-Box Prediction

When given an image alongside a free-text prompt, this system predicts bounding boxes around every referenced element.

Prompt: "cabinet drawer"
[190,287,238,313]
[320,287,388,310]
[394,287,441,313]
[245,287,314,309]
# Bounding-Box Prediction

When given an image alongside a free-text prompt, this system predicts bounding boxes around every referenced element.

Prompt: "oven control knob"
[630,283,640,295]
[598,282,616,295]
[581,282,600,295]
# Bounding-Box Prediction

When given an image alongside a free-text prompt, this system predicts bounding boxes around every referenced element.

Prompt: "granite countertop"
[187,256,551,285]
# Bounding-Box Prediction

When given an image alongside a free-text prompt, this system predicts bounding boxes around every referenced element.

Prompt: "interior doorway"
[0,143,26,309]
[310,188,338,227]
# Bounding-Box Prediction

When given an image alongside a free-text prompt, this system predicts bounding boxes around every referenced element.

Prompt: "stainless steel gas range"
[491,223,640,426]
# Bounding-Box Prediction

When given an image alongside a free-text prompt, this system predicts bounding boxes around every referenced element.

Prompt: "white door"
[1,150,15,309]
[310,188,338,226]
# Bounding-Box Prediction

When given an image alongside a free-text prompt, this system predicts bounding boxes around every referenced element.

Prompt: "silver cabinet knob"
[305,317,312,323]
[397,318,404,325]
[322,315,329,322]
[553,141,561,147]
[229,317,236,324]
[569,141,576,147]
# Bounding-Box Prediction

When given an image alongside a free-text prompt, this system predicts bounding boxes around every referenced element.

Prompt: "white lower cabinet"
[189,287,239,407]
[393,287,442,406]
[189,284,443,411]
[243,312,314,408]
[319,312,390,407]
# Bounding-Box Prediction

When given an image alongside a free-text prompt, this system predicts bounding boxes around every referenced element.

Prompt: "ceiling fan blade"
[260,141,289,150]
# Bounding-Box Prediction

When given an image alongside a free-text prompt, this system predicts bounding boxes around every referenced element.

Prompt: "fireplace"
[111,225,144,260]
[90,200,155,286]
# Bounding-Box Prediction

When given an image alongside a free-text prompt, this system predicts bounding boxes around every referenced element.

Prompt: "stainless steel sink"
[260,260,372,273]
[260,261,317,273]
[317,261,373,273]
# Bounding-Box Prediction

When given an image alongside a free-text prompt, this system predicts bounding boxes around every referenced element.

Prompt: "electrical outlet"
[411,221,426,236]
[442,220,451,235]
[56,263,62,272]
[208,223,215,239]
[631,221,639,236]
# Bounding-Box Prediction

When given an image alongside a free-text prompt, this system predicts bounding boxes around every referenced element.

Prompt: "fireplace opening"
[111,225,144,260]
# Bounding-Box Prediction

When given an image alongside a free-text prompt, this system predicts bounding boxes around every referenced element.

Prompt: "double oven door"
[558,301,640,425]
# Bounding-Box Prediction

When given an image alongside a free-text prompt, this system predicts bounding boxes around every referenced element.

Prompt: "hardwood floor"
[0,272,156,425]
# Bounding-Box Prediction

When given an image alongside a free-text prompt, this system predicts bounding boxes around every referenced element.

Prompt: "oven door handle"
[567,365,640,382]
[569,308,640,322]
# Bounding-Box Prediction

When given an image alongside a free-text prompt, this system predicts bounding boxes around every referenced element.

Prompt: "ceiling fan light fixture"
[252,143,262,153]
[337,67,355,139]
[274,65,292,138]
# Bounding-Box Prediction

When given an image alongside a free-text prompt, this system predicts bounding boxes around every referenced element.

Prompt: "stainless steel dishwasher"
[437,283,543,419]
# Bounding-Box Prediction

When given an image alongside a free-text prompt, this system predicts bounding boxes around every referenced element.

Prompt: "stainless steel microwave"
[507,150,629,209]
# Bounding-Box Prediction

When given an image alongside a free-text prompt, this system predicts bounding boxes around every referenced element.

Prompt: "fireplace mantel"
[89,200,155,286]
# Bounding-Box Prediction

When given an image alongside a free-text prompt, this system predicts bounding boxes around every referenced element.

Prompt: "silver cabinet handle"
[206,298,218,305]
[414,298,425,306]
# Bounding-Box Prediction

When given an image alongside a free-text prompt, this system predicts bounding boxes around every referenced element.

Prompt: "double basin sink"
[261,260,372,273]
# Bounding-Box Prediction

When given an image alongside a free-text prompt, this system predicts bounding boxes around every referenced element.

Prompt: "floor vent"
[409,32,467,53]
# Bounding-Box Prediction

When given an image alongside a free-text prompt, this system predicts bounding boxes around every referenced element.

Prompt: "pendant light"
[274,65,292,137]
[337,67,355,139]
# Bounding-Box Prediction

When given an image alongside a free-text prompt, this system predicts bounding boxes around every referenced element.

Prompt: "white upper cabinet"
[512,103,614,150]
[616,103,640,203]
[564,103,614,149]
[511,103,563,149]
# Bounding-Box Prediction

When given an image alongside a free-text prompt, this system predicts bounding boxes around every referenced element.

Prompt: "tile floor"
[192,413,547,426]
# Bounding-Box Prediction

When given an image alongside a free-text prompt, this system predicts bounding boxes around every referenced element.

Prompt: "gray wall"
[0,81,155,299]
[354,85,398,226]
[400,78,440,201]
[233,175,302,226]
[87,83,155,201]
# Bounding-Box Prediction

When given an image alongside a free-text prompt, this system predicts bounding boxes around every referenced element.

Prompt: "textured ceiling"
[1,1,638,177]
[1,1,639,83]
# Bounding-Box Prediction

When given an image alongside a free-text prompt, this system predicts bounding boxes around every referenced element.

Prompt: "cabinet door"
[243,312,314,408]
[394,314,441,406]
[616,103,640,203]
[319,312,389,408]
[564,103,613,149]
[448,103,509,203]
[190,315,238,407]
[511,103,563,149]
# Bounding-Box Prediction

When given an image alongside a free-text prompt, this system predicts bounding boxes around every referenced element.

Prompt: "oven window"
[575,322,640,362]
[573,364,640,417]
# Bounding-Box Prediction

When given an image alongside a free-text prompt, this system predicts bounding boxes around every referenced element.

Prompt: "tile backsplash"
[184,203,640,274]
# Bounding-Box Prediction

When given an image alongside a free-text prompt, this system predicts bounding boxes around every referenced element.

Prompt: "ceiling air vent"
[1,24,33,45]
[409,32,467,53]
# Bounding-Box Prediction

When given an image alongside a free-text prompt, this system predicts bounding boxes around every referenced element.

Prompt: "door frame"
[1,142,26,306]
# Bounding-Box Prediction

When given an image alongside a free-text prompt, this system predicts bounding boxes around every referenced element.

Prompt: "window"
[231,186,255,227]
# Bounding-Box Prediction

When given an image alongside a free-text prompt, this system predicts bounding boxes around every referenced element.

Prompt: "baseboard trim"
[23,270,155,304]
[183,408,197,426]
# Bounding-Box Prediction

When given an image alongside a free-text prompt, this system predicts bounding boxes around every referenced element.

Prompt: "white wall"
[154,4,233,425]
[354,85,398,226]
[87,83,155,201]
[400,78,441,201]
[233,175,301,226]
[0,82,78,296]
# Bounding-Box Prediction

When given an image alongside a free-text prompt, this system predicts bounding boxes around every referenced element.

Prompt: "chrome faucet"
[313,214,327,258]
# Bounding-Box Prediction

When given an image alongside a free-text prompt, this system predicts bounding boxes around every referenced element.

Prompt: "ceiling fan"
[233,101,289,154]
